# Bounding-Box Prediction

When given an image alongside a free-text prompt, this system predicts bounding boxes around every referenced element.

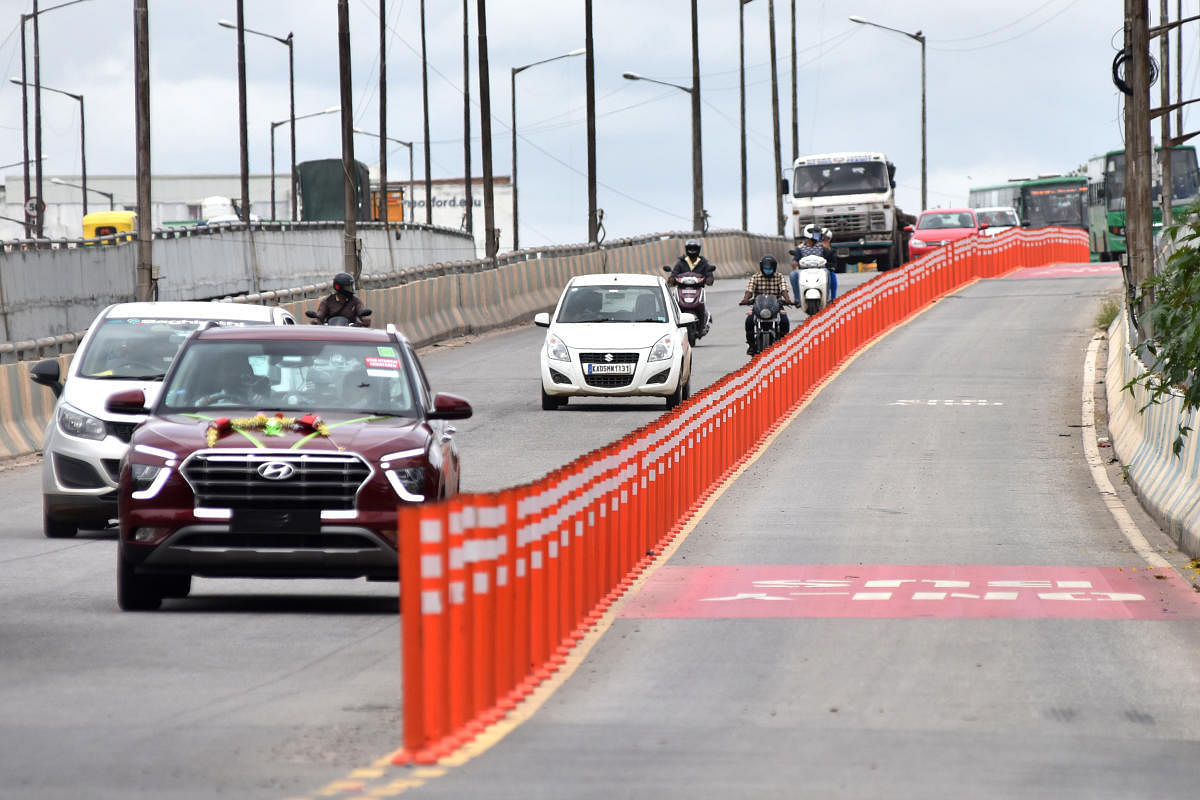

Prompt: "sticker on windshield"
[377,346,397,357]
[364,356,401,378]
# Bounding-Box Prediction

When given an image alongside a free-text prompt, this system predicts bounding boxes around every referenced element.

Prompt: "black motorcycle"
[745,295,787,356]
[305,308,373,327]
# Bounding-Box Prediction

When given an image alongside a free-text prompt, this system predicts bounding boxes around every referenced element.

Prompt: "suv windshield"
[556,285,669,323]
[77,317,267,380]
[793,162,889,197]
[161,339,418,416]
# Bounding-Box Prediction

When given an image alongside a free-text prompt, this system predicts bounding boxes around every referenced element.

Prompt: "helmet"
[821,228,832,242]
[802,223,819,240]
[684,238,702,258]
[759,254,778,276]
[332,272,355,295]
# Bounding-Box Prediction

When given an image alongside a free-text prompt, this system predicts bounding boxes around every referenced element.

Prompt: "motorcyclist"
[313,272,369,325]
[819,227,838,301]
[788,224,825,304]
[740,254,793,354]
[669,238,716,286]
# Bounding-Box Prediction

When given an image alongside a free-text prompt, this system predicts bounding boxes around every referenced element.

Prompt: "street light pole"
[10,78,85,216]
[623,71,702,231]
[768,0,784,236]
[849,15,926,209]
[272,106,339,222]
[354,129,414,221]
[51,177,111,211]
[689,0,704,233]
[511,48,585,251]
[740,0,754,231]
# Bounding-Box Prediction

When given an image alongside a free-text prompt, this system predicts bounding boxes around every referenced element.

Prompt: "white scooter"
[795,254,830,316]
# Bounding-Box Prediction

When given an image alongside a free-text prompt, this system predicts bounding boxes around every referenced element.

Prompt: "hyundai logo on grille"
[604,353,614,362]
[257,461,296,481]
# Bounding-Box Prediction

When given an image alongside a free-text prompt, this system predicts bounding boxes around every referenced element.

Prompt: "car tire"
[117,550,163,611]
[158,574,192,599]
[43,509,78,539]
[665,378,689,409]
[541,387,565,410]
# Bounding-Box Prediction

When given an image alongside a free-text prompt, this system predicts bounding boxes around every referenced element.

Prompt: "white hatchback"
[534,273,695,410]
[975,206,1021,235]
[31,300,295,538]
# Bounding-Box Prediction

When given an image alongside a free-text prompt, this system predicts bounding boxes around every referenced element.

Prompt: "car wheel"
[665,378,688,409]
[158,574,192,599]
[687,328,698,347]
[117,550,163,611]
[541,387,565,410]
[43,509,78,539]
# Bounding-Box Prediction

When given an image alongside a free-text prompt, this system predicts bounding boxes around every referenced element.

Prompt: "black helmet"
[759,255,778,276]
[684,238,702,258]
[333,272,355,295]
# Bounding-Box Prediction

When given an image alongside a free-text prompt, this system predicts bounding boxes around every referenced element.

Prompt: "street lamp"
[11,77,86,215]
[624,70,704,232]
[740,0,756,231]
[218,18,295,220]
[353,128,415,222]
[270,106,339,221]
[19,0,92,238]
[51,176,112,211]
[511,47,585,251]
[849,14,926,209]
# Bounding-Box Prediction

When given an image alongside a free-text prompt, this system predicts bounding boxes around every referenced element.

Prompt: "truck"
[787,152,913,271]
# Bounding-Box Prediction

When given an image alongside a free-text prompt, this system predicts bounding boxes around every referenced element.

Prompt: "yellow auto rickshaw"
[82,211,136,244]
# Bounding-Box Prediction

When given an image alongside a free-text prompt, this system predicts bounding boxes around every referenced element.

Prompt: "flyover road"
[391,267,1200,799]
[0,272,866,799]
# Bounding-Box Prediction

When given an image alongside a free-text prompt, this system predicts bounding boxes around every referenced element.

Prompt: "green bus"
[1085,146,1199,260]
[968,175,1088,231]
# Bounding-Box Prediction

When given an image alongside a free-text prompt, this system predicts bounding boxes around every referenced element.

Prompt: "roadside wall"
[1106,309,1200,556]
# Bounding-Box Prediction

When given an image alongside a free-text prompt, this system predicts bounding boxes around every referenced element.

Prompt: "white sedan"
[534,273,695,410]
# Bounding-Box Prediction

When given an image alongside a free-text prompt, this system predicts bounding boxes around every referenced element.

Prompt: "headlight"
[131,464,162,492]
[385,466,426,501]
[546,334,570,362]
[910,237,927,247]
[757,306,773,320]
[58,403,106,441]
[648,333,674,362]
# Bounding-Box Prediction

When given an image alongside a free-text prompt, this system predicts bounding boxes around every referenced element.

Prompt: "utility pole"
[476,0,497,259]
[236,0,249,222]
[338,0,359,279]
[19,14,31,238]
[379,0,387,225]
[790,0,797,163]
[134,0,153,302]
[689,0,704,232]
[585,0,599,244]
[420,0,432,224]
[768,0,784,236]
[33,0,43,237]
[1126,0,1154,327]
[463,0,473,235]
[739,0,749,231]
[1159,0,1172,225]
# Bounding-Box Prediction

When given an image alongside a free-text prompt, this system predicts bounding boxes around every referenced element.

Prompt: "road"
[0,271,861,799]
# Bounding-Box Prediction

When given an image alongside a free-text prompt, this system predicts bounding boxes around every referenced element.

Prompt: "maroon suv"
[109,324,471,610]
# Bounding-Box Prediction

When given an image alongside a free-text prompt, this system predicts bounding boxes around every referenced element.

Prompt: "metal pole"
[78,93,87,218]
[463,0,473,235]
[235,0,250,222]
[476,0,497,258]
[790,0,797,162]
[270,122,277,221]
[768,0,784,235]
[1160,0,1172,224]
[420,0,432,224]
[585,0,598,244]
[511,68,519,250]
[1129,0,1154,298]
[920,33,927,211]
[338,0,359,279]
[690,0,703,232]
[379,3,387,225]
[1176,0,1183,137]
[19,16,31,238]
[33,0,44,237]
[134,0,153,302]
[739,0,748,231]
[288,35,296,221]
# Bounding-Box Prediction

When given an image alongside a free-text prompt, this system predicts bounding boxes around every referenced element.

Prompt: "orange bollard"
[414,503,450,763]
[446,496,473,741]
[466,499,497,723]
[397,503,425,762]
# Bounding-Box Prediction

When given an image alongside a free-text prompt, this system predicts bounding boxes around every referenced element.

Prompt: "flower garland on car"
[205,412,335,448]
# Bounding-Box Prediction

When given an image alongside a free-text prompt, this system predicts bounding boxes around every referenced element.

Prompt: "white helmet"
[821,227,832,241]
[798,254,827,269]
[802,223,819,240]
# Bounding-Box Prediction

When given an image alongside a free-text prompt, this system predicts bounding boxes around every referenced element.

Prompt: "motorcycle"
[795,254,830,316]
[663,265,713,346]
[744,294,788,356]
[305,308,373,327]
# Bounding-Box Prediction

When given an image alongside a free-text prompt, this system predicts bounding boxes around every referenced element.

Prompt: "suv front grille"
[181,451,371,510]
[579,352,638,388]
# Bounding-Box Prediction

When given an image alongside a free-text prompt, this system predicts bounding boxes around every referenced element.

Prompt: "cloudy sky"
[0,1,1185,246]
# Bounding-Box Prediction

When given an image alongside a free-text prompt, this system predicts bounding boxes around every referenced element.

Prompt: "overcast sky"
[0,1,1186,246]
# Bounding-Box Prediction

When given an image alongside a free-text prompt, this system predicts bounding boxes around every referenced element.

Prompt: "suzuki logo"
[257,461,295,481]
[604,353,614,362]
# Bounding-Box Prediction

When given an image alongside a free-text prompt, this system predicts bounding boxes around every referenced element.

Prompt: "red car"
[108,324,472,610]
[906,208,980,258]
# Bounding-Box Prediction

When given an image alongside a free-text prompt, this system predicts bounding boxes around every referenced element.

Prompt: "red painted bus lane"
[620,565,1200,620]
[1006,262,1121,279]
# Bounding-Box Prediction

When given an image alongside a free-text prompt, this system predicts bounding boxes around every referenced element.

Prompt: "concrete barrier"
[1106,309,1200,556]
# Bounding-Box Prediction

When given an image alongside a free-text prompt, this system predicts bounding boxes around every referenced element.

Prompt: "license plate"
[231,508,320,534]
[585,363,635,375]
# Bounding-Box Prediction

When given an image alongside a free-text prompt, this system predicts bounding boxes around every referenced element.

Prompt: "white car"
[975,206,1021,235]
[30,300,296,538]
[534,273,695,410]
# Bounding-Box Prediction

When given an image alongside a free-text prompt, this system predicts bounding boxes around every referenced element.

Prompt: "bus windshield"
[793,162,889,197]
[1022,184,1087,228]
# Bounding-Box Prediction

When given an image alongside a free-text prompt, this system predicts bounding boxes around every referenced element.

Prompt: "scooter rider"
[819,227,838,301]
[789,224,825,304]
[740,254,793,354]
[313,271,369,325]
[669,238,716,286]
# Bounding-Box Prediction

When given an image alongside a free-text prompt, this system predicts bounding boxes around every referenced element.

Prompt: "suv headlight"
[57,403,106,441]
[384,465,426,502]
[648,334,674,362]
[546,334,570,362]
[131,464,163,492]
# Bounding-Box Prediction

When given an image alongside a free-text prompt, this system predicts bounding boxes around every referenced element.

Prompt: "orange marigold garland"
[205,412,335,448]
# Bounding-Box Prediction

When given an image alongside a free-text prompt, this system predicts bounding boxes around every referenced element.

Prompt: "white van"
[30,301,295,538]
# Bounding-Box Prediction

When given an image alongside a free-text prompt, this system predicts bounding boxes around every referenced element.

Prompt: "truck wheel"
[117,550,163,611]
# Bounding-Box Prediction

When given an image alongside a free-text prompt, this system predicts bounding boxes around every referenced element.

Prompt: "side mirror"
[1021,220,1033,227]
[30,358,64,399]
[662,265,672,273]
[428,392,473,420]
[304,310,319,319]
[978,223,989,230]
[106,389,148,416]
[904,224,914,233]
[779,177,790,195]
[678,312,698,327]
[358,308,373,318]
[533,312,551,328]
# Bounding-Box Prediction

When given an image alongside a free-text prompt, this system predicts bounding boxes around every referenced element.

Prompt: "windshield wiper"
[91,372,166,381]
